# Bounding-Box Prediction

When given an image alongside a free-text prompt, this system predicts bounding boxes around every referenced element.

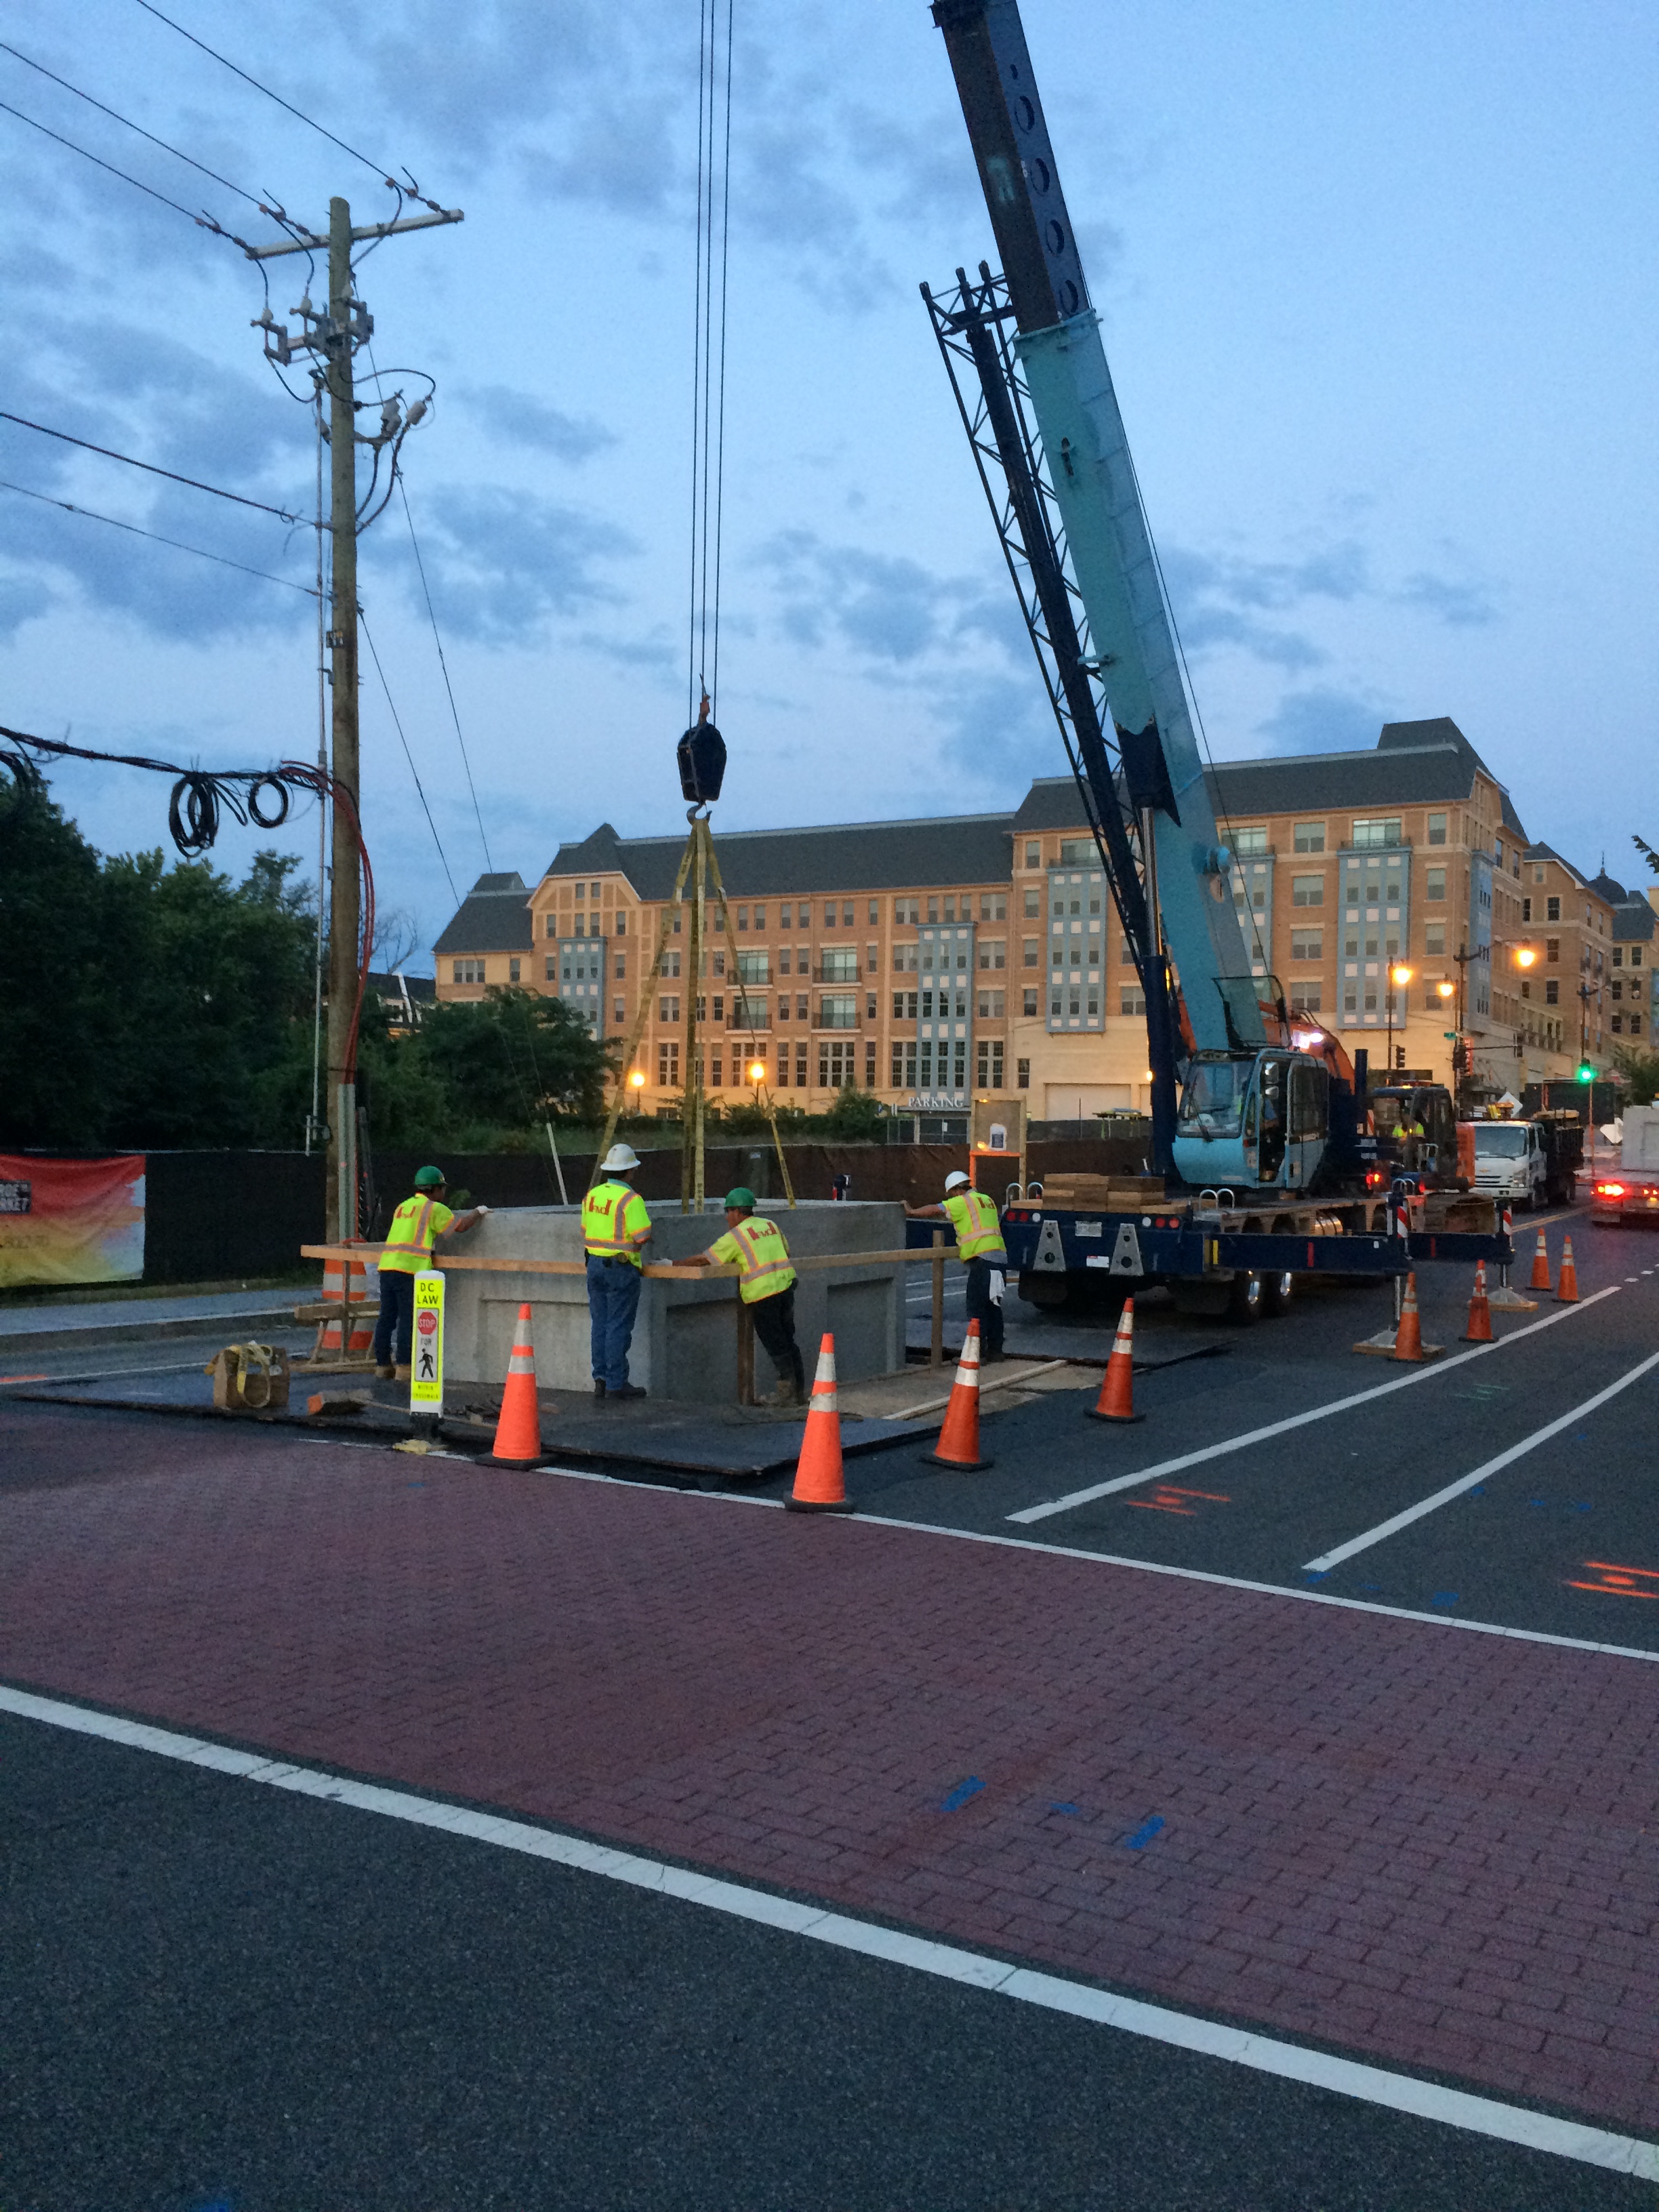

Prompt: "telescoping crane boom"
[926,0,1368,1197]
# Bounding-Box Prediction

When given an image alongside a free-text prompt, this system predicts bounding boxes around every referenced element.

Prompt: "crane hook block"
[677,710,726,806]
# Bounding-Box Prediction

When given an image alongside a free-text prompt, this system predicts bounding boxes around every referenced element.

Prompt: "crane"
[925,0,1365,1197]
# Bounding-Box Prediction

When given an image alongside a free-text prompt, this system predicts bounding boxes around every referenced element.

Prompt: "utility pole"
[249,194,462,1238]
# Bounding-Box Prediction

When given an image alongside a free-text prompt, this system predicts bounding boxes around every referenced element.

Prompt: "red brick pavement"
[3,1410,1658,2132]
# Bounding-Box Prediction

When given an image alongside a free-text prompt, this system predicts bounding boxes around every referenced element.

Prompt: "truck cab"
[1172,1049,1332,1192]
[1367,1084,1462,1191]
[1469,1118,1545,1210]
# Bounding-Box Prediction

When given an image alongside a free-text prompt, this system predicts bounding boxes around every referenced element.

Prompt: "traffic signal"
[1576,1061,1595,1084]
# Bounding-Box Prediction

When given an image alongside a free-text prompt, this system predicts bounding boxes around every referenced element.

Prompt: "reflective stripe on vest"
[380,1197,436,1271]
[583,1180,650,1266]
[944,1187,1006,1262]
[728,1216,796,1305]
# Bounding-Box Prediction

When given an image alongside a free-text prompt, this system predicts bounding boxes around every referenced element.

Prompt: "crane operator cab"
[1173,1050,1332,1191]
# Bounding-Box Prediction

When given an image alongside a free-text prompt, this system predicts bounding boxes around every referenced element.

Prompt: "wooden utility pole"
[247,194,464,1238]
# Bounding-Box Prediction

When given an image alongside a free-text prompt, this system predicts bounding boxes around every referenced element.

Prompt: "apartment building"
[432,717,1614,1113]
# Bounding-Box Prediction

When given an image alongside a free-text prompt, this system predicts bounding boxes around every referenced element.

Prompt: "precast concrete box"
[441,1200,905,1404]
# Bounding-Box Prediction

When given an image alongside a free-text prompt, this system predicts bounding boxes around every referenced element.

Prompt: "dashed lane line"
[1008,1287,1621,1525]
[1,1682,1653,2186]
[1302,1347,1659,1573]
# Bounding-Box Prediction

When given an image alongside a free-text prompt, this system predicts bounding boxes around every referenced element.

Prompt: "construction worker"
[682,1187,804,1405]
[373,1166,488,1380]
[582,1143,653,1399]
[905,1169,1007,1361]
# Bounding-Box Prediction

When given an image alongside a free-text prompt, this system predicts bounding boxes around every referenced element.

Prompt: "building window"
[544,956,557,981]
[1289,988,1322,1013]
[1425,868,1446,901]
[659,996,680,1022]
[1351,818,1401,848]
[574,882,584,902]
[1612,1014,1624,1034]
[615,955,626,980]
[1425,924,1446,956]
[978,939,1006,970]
[1023,939,1040,967]
[1290,930,1322,961]
[1120,988,1147,1016]
[506,958,520,983]
[779,905,792,928]
[979,893,1007,920]
[1232,826,1268,855]
[1292,822,1326,853]
[735,904,748,931]
[819,1040,858,1090]
[1613,947,1624,967]
[1546,938,1560,964]
[1633,948,1645,968]
[1023,888,1041,918]
[824,903,837,928]
[977,989,1006,1018]
[452,959,485,985]
[1547,895,1561,921]
[1427,812,1448,845]
[1633,1015,1644,1037]
[976,1040,1005,1088]
[615,912,627,935]
[657,1043,679,1086]
[1521,897,1532,922]
[819,994,858,1029]
[866,942,879,972]
[821,946,859,982]
[545,914,557,937]
[736,949,770,983]
[1545,980,1559,1005]
[894,897,918,924]
[1024,841,1040,867]
[893,943,918,974]
[1291,876,1324,907]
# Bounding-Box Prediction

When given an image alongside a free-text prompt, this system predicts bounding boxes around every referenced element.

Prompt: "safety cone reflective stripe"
[1088,1297,1145,1423]
[1555,1235,1580,1303]
[922,1320,994,1470]
[1529,1231,1553,1292]
[489,1301,543,1465]
[1391,1273,1426,1361]
[787,1334,854,1513]
[1462,1261,1494,1343]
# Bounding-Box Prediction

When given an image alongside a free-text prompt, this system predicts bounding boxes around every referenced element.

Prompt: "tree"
[1611,1044,1659,1107]
[413,989,613,1133]
[823,1084,884,1141]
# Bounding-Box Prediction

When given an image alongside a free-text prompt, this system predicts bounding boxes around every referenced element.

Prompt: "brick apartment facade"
[432,718,1652,1117]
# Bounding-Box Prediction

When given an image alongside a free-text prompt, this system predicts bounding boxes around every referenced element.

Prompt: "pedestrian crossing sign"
[411,1270,445,1411]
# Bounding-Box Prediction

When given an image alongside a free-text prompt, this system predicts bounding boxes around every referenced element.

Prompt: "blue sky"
[2,0,1654,968]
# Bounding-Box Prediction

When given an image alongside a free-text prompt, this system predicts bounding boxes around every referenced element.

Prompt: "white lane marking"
[1303,1348,1659,1573]
[1,1683,1653,2184]
[1009,1288,1620,1524]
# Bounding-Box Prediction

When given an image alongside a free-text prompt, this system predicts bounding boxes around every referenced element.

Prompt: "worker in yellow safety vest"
[905,1168,1008,1361]
[582,1143,654,1399]
[682,1187,804,1405]
[374,1164,489,1380]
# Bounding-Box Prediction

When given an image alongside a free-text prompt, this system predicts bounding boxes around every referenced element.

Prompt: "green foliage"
[413,989,612,1130]
[0,774,116,1147]
[822,1084,884,1140]
[1611,1044,1659,1106]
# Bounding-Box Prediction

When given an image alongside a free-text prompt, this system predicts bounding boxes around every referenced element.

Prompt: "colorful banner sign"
[410,1269,445,1412]
[0,1154,146,1289]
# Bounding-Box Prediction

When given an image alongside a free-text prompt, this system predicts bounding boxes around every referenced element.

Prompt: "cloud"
[757,528,1011,667]
[0,573,54,640]
[462,384,616,462]
[1252,686,1386,757]
[1159,539,1373,672]
[1397,570,1500,628]
[365,482,637,644]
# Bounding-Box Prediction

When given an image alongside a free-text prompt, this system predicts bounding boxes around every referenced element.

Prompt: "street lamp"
[1386,962,1412,1076]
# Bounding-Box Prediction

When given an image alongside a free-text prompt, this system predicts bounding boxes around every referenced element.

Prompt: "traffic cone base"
[1088,1298,1145,1422]
[787,1334,855,1513]
[1528,1231,1552,1292]
[1555,1235,1580,1304]
[1462,1262,1493,1343]
[1389,1271,1445,1362]
[921,1319,994,1470]
[1487,1280,1537,1312]
[489,1303,543,1465]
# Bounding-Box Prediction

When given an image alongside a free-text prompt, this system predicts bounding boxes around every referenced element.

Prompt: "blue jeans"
[373,1268,416,1365]
[586,1255,642,1389]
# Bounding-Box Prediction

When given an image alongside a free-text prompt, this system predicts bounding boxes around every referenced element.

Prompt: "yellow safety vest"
[582,1179,652,1267]
[380,1195,453,1274]
[709,1214,796,1305]
[943,1187,1006,1262]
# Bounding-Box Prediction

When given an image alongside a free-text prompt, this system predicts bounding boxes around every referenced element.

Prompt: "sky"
[2,0,1655,970]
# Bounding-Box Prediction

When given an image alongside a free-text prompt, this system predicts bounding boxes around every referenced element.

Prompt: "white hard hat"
[944,1170,970,1192]
[602,1143,641,1173]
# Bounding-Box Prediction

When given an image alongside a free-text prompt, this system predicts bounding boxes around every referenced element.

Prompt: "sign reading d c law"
[0,1155,145,1289]
[410,1270,445,1412]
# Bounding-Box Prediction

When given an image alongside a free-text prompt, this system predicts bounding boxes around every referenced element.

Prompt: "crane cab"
[1172,1049,1331,1192]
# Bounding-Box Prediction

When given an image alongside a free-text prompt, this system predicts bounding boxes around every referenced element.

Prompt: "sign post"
[411,1271,445,1416]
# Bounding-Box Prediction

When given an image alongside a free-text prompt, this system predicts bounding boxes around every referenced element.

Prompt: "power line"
[131,0,399,189]
[0,37,266,210]
[0,91,262,251]
[395,474,492,872]
[359,609,459,907]
[0,476,319,594]
[0,409,307,525]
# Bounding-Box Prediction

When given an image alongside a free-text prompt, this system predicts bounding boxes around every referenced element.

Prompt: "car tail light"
[1596,1183,1625,1197]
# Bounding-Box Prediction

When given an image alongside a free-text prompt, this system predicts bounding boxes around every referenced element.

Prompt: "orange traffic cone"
[922,1320,994,1470]
[1555,1235,1580,1304]
[1462,1262,1494,1343]
[1088,1297,1145,1423]
[1529,1231,1552,1292]
[786,1334,854,1513]
[1392,1273,1427,1362]
[489,1303,543,1466]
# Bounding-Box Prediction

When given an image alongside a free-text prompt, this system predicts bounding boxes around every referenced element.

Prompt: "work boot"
[592,1378,607,1400]
[770,1374,803,1408]
[394,1364,411,1382]
[607,1382,647,1401]
[375,1364,395,1382]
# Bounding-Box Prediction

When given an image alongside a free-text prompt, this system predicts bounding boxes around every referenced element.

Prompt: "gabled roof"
[432,871,533,955]
[1612,898,1656,943]
[544,814,1015,899]
[1522,842,1602,897]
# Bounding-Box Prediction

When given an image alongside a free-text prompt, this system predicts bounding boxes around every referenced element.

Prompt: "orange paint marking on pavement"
[0,1375,49,1385]
[1566,1561,1659,1601]
[1126,1485,1231,1517]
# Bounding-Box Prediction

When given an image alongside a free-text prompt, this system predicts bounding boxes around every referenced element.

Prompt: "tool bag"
[206,1341,291,1412]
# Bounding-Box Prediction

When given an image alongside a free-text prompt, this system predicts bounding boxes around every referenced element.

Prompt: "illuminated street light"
[1514,945,1537,969]
[747,1059,766,1084]
[1385,962,1413,1076]
[1437,980,1455,1000]
[628,1069,646,1090]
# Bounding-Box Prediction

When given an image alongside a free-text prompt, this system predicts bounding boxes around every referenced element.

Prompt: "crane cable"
[688,0,734,725]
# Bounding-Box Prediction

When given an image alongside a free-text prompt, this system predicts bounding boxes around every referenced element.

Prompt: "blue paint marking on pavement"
[1469,1486,1485,1498]
[940,1776,985,1811]
[1431,1592,1460,1608]
[1048,1801,1081,1816]
[1303,1569,1330,1582]
[1122,1816,1166,1851]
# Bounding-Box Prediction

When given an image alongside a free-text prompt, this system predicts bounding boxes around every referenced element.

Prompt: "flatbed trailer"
[1003,1189,1509,1322]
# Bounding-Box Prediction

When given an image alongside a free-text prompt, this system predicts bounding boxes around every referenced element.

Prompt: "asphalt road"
[3,1708,1649,2212]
